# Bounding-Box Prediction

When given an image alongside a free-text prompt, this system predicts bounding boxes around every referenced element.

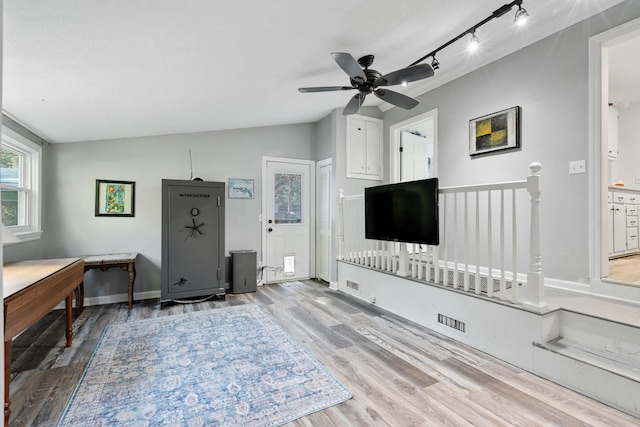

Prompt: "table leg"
[4,340,11,427]
[127,261,137,309]
[65,294,73,347]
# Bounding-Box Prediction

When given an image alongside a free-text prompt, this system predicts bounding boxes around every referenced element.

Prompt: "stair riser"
[533,345,640,418]
[560,311,640,362]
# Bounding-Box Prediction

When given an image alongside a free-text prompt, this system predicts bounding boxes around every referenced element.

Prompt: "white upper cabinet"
[346,115,383,180]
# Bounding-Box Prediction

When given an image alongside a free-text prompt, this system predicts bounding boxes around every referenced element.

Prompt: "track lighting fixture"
[468,31,480,52]
[409,0,530,67]
[430,56,440,70]
[514,4,529,26]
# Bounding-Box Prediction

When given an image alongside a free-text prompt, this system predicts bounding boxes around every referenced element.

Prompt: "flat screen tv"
[364,178,439,245]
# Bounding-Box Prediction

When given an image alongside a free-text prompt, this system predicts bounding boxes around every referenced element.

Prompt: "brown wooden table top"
[3,258,82,299]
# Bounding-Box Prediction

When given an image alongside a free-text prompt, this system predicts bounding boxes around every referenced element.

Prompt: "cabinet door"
[348,118,367,175]
[612,203,627,253]
[608,203,614,254]
[365,120,381,176]
[346,115,383,180]
[627,227,639,250]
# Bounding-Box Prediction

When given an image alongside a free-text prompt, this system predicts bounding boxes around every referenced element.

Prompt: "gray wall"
[45,123,314,298]
[313,113,333,162]
[383,0,640,283]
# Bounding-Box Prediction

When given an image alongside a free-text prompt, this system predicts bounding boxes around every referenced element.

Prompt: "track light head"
[514,5,529,26]
[468,32,480,52]
[430,56,440,70]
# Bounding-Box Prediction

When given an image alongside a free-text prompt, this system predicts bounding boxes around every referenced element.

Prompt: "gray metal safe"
[161,179,225,303]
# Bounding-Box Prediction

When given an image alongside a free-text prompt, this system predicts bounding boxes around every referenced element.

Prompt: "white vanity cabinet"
[609,188,640,257]
[346,115,383,180]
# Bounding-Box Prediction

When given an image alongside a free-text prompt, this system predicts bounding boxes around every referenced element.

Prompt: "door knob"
[268,228,273,232]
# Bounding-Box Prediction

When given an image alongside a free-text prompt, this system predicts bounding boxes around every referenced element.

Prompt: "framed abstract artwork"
[95,180,135,216]
[469,106,520,156]
[228,178,254,199]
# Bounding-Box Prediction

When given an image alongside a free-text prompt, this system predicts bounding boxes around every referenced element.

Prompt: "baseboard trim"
[55,290,161,310]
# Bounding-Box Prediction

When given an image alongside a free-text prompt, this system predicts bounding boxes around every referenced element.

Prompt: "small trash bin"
[230,250,257,293]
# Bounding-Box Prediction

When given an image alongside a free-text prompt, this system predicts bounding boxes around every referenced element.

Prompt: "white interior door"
[400,131,433,181]
[316,159,332,283]
[264,159,311,283]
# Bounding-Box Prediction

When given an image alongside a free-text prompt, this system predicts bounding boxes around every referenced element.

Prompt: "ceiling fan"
[298,52,435,115]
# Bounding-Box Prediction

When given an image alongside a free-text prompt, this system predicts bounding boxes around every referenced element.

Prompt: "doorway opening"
[389,108,438,184]
[389,109,438,257]
[591,17,640,287]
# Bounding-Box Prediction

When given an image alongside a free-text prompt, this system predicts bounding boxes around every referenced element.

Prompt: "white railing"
[338,162,548,312]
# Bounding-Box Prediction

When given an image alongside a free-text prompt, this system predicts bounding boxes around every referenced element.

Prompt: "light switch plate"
[569,160,586,174]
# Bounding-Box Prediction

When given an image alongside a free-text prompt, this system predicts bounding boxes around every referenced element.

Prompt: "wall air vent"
[438,314,466,333]
[346,281,360,291]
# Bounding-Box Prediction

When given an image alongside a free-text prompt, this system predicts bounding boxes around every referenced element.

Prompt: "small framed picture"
[95,180,135,217]
[228,178,254,199]
[469,106,520,156]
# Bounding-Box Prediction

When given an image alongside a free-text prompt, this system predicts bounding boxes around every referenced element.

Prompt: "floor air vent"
[346,281,360,291]
[438,314,466,333]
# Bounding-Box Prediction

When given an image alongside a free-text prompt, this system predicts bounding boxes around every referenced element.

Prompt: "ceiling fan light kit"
[299,0,529,115]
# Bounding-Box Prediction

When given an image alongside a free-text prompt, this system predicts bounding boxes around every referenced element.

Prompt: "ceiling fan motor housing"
[351,55,381,92]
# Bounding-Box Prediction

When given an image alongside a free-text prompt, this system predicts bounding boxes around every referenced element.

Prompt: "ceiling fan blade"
[343,92,367,115]
[331,52,366,84]
[298,86,354,93]
[374,89,419,110]
[374,63,435,87]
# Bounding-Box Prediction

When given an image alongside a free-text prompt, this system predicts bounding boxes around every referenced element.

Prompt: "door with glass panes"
[264,159,311,283]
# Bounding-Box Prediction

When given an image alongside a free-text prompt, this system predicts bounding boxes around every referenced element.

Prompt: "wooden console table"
[3,257,84,427]
[75,253,138,312]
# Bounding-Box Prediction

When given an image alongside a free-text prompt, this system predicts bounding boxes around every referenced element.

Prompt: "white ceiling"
[2,0,628,143]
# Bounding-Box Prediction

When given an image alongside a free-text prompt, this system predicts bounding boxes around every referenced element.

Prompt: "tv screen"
[364,178,439,245]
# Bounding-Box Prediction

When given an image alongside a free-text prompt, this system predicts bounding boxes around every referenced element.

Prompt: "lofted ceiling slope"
[2,0,628,143]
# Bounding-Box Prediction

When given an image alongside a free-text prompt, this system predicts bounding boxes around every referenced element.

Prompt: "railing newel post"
[524,162,549,312]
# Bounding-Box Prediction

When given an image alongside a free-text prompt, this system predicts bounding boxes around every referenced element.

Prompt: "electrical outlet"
[569,160,586,175]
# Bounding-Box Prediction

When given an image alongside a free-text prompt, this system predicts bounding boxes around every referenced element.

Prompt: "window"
[1,125,42,244]
[273,173,302,224]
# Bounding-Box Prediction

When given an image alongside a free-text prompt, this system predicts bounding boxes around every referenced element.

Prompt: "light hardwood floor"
[9,280,640,426]
[608,253,640,285]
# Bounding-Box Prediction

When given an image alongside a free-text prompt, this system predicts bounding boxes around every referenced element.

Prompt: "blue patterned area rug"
[58,304,352,426]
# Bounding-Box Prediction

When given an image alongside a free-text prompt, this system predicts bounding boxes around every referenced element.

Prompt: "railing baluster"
[464,191,469,291]
[487,190,493,298]
[453,193,458,289]
[512,188,518,303]
[500,189,506,301]
[475,191,481,295]
[442,193,448,286]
